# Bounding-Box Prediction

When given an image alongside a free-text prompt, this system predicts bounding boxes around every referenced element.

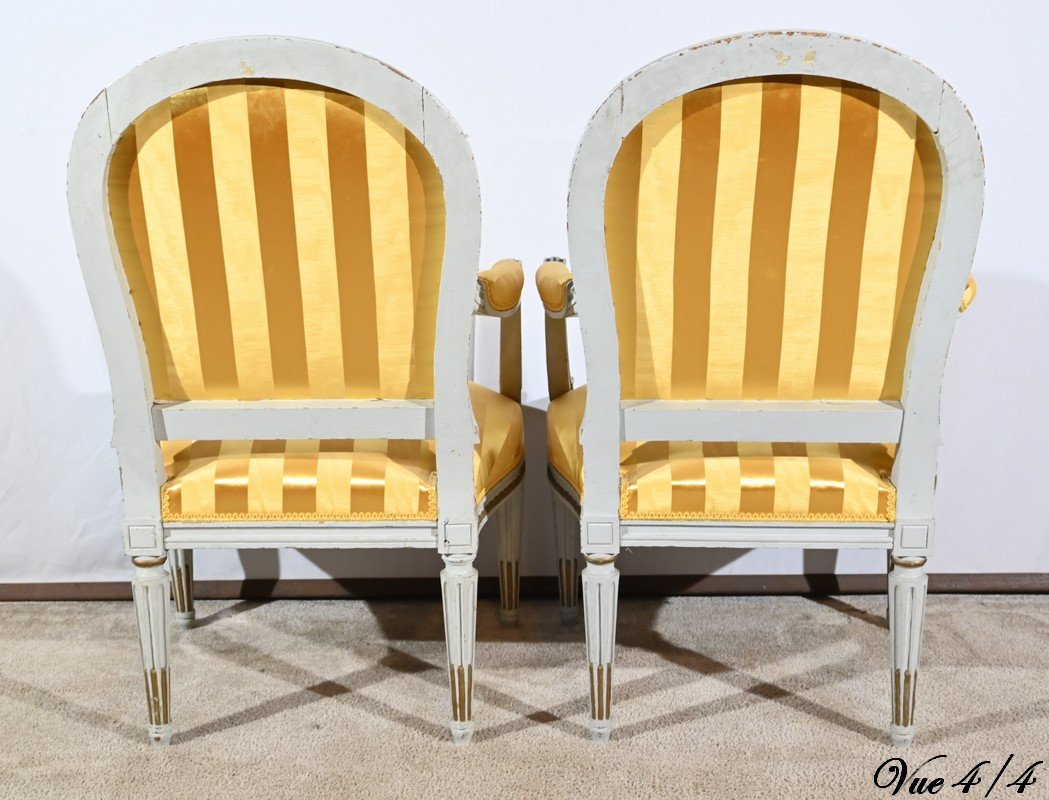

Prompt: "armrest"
[959,274,977,313]
[476,258,525,316]
[536,257,575,317]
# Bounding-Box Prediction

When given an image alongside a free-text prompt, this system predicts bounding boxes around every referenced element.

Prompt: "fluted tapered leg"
[441,554,478,745]
[132,555,172,747]
[582,554,619,741]
[170,549,195,627]
[888,555,928,748]
[495,489,523,627]
[552,500,581,624]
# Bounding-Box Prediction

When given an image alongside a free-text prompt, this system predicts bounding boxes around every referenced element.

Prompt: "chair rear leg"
[553,496,581,624]
[170,549,195,627]
[495,488,523,627]
[582,552,619,741]
[441,554,478,745]
[888,555,928,748]
[132,555,173,746]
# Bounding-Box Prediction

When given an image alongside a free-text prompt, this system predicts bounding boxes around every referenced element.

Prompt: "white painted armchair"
[539,31,982,746]
[67,37,526,746]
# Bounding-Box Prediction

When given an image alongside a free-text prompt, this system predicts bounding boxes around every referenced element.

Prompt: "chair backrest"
[567,32,984,530]
[69,38,481,534]
[108,80,445,401]
[605,77,941,402]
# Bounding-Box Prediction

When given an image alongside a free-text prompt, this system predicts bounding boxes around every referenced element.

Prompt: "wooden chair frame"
[546,31,984,745]
[68,36,525,746]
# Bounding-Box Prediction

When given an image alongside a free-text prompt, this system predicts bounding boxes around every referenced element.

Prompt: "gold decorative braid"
[589,663,613,720]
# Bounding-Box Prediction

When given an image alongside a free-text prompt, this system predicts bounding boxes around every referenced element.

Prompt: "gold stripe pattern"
[547,386,895,522]
[108,80,446,402]
[144,667,170,727]
[893,668,918,727]
[605,77,941,402]
[160,383,523,522]
[498,560,520,614]
[559,558,579,609]
[449,664,473,723]
[589,662,613,720]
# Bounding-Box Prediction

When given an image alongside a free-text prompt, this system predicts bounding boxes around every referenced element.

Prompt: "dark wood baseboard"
[2,573,1048,601]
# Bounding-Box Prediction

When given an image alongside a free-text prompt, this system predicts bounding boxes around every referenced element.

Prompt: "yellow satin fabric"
[108,80,446,401]
[535,260,573,313]
[161,383,523,522]
[477,258,525,312]
[605,77,942,402]
[547,386,895,522]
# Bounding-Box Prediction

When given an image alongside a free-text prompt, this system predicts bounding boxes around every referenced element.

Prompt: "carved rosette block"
[132,555,173,746]
[441,554,478,745]
[888,555,928,748]
[495,490,523,627]
[170,549,195,627]
[582,554,619,740]
[553,499,581,624]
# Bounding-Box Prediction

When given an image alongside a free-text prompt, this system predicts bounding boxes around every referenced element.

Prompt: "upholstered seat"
[547,386,895,523]
[162,383,523,522]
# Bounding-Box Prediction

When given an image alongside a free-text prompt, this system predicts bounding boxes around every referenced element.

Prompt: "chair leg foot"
[889,555,928,748]
[441,554,478,744]
[170,549,195,627]
[496,488,523,627]
[583,553,619,740]
[132,555,172,747]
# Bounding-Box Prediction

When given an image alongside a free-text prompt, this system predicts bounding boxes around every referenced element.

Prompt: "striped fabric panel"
[161,383,524,522]
[108,80,446,401]
[605,77,942,402]
[546,386,895,523]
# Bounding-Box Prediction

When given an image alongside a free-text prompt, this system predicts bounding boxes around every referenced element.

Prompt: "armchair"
[541,31,983,746]
[68,37,525,746]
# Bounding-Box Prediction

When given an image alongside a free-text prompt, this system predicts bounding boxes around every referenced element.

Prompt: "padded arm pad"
[535,258,573,315]
[477,258,525,315]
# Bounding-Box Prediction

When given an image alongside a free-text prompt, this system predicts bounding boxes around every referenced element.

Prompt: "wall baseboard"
[1,573,1048,601]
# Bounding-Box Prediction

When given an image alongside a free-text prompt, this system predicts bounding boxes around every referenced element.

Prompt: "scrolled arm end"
[536,257,574,317]
[476,258,525,317]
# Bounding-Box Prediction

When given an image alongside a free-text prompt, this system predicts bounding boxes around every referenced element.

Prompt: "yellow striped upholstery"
[547,387,894,522]
[606,77,941,402]
[108,80,445,401]
[162,383,523,522]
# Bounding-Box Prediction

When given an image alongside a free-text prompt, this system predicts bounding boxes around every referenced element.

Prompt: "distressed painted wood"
[546,31,984,743]
[67,36,514,745]
[169,549,194,627]
[551,491,581,623]
[441,554,478,745]
[581,556,619,741]
[889,556,928,748]
[494,486,523,626]
[131,556,172,746]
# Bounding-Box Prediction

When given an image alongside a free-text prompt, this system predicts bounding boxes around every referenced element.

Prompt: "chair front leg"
[888,555,928,748]
[132,555,173,746]
[495,489,523,627]
[441,554,478,745]
[170,549,195,627]
[553,498,581,624]
[582,552,619,741]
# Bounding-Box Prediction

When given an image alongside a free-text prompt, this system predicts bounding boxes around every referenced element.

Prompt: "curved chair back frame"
[567,31,984,550]
[68,37,481,554]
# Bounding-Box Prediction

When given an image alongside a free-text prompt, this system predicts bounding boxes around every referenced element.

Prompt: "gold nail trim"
[891,555,927,569]
[132,555,167,568]
[583,553,618,566]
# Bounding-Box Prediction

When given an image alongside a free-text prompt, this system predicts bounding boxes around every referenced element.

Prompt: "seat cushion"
[161,383,523,522]
[547,386,895,523]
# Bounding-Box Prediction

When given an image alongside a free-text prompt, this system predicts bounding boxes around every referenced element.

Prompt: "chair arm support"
[959,274,977,313]
[476,258,525,317]
[536,257,575,318]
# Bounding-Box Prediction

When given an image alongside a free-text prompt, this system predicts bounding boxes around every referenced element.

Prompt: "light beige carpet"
[1,595,1047,799]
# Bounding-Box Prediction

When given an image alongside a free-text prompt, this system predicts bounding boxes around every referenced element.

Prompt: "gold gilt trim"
[892,668,918,727]
[583,553,618,566]
[449,664,473,723]
[144,667,170,726]
[172,553,194,614]
[131,555,167,568]
[589,662,613,721]
[498,560,520,613]
[892,555,928,569]
[559,558,579,608]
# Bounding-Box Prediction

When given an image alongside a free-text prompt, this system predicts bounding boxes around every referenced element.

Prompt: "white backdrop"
[2,0,1046,586]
